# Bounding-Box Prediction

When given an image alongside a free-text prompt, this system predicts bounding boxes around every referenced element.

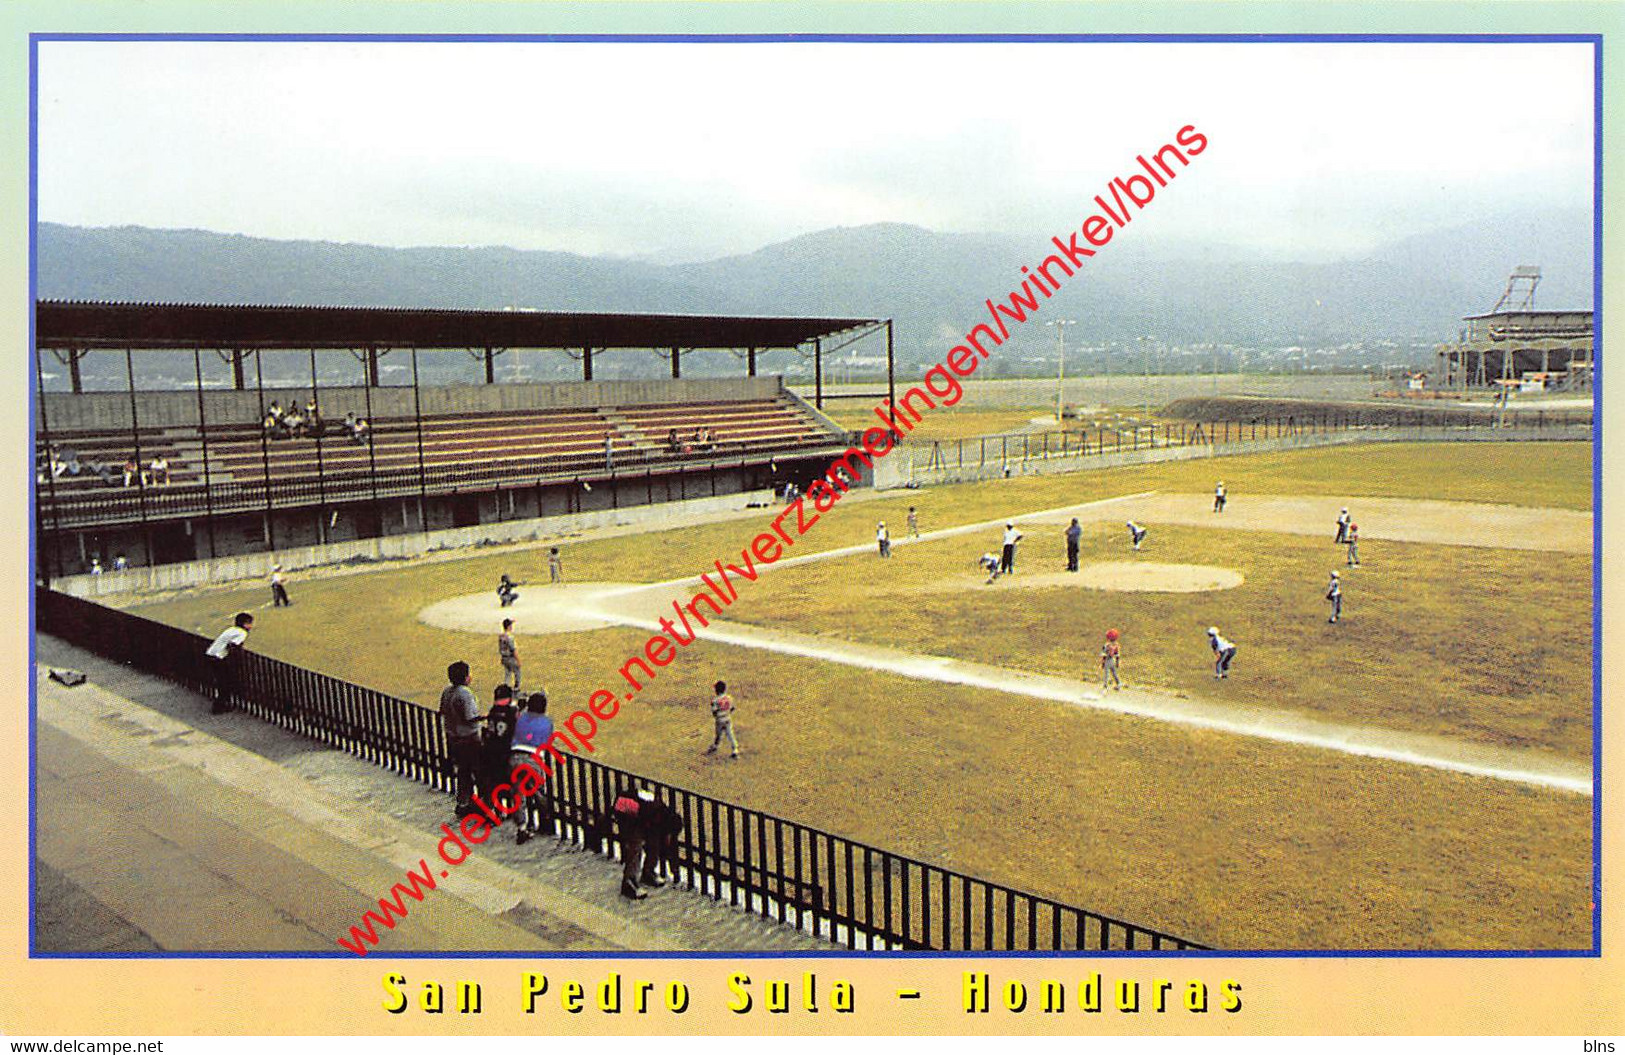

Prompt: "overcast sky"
[37,40,1594,263]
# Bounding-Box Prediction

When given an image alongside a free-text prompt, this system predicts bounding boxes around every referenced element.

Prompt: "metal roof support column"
[411,347,429,534]
[192,347,217,559]
[125,348,155,568]
[885,320,897,440]
[671,347,681,380]
[362,348,382,536]
[309,347,328,542]
[814,338,823,409]
[484,346,496,384]
[253,350,276,553]
[747,346,757,377]
[583,347,593,382]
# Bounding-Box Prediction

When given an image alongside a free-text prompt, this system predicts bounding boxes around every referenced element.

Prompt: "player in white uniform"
[1126,521,1147,551]
[1326,571,1342,623]
[1207,626,1237,679]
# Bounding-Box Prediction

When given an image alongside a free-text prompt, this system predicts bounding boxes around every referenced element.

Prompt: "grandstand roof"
[35,300,881,351]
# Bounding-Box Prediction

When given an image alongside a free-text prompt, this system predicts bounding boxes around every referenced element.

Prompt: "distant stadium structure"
[34,301,893,577]
[1434,267,1594,391]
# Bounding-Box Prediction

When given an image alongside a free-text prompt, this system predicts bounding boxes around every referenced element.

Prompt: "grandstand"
[34,301,892,576]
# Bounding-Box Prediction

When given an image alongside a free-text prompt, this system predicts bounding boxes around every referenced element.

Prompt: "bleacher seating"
[36,393,844,505]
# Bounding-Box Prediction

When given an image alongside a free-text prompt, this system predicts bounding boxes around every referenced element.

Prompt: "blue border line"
[27,32,38,962]
[26,30,1604,962]
[1591,36,1605,957]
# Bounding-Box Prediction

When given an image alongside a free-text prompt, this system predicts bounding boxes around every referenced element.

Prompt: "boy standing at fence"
[204,612,254,714]
[439,661,484,818]
[705,680,740,759]
[508,691,554,845]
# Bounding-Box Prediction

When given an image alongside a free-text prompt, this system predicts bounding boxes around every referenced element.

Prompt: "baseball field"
[127,439,1594,950]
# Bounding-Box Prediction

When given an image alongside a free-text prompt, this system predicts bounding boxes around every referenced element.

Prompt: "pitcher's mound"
[1075,562,1243,593]
[418,582,643,634]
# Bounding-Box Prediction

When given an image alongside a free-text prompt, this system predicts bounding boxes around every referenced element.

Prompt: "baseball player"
[1335,508,1351,544]
[907,506,920,538]
[498,617,522,690]
[1126,521,1147,552]
[877,522,891,558]
[1346,523,1361,567]
[1000,522,1023,575]
[1326,571,1342,624]
[705,680,740,759]
[1100,628,1122,690]
[1213,482,1227,513]
[979,552,1003,584]
[1207,626,1237,679]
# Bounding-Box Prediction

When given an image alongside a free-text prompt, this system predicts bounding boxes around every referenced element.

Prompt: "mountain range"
[37,214,1594,370]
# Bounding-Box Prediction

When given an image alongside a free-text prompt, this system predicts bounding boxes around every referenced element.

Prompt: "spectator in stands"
[342,412,358,439]
[438,660,483,817]
[148,455,170,486]
[690,426,705,452]
[303,398,321,437]
[89,557,103,575]
[48,451,68,479]
[284,405,306,437]
[121,457,140,487]
[262,411,284,440]
[84,457,116,486]
[112,554,128,571]
[205,612,254,715]
[667,428,681,453]
[604,434,615,472]
[637,793,685,890]
[56,448,82,477]
[548,547,563,584]
[613,787,654,899]
[268,400,284,425]
[508,691,554,845]
[351,417,371,445]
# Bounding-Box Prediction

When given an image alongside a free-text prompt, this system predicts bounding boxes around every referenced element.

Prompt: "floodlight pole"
[1046,319,1076,424]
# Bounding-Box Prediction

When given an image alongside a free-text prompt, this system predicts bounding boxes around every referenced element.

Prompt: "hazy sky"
[37,40,1594,263]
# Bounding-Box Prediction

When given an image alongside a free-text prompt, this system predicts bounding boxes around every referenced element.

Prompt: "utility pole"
[1046,319,1076,424]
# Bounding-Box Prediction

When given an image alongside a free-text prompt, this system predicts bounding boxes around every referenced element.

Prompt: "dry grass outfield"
[127,441,1593,949]
[823,406,1054,440]
[726,522,1592,759]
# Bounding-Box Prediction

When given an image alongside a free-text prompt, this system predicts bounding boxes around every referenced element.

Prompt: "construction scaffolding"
[1435,268,1593,390]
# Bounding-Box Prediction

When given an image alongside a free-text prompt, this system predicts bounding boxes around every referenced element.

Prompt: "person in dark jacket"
[637,795,685,889]
[480,684,519,809]
[613,787,655,899]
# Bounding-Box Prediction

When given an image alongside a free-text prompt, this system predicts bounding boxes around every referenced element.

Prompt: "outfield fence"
[36,587,1208,953]
[897,407,1590,476]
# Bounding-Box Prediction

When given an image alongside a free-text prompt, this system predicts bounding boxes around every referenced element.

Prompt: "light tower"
[1046,319,1076,424]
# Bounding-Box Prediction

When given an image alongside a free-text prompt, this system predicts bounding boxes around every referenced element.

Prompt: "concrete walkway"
[34,637,829,954]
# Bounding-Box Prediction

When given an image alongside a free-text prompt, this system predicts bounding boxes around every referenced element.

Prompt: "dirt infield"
[1029,493,1589,553]
[417,583,639,635]
[912,563,1244,594]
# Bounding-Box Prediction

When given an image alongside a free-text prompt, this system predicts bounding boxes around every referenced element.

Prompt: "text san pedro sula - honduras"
[337,122,1208,954]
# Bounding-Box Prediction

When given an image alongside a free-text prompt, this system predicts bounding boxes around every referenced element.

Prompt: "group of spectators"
[666,426,718,454]
[438,659,685,898]
[262,398,371,445]
[39,448,170,489]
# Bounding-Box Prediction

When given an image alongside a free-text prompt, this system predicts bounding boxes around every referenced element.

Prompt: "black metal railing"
[36,587,1207,952]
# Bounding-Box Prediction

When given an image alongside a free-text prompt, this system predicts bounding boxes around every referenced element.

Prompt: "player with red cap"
[1101,628,1122,690]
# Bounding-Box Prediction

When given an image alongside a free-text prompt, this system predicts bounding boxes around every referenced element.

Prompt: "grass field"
[128,440,1593,950]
